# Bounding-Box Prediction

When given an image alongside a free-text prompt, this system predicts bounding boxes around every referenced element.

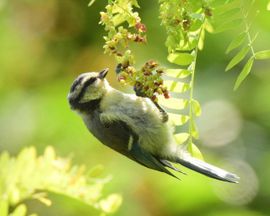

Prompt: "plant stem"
[241,1,256,57]
[187,24,204,146]
[245,25,255,57]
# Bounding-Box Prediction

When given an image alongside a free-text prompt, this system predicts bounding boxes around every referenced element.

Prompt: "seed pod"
[135,22,147,32]
[164,93,170,99]
[156,69,164,74]
[143,86,149,91]
[151,95,158,102]
[143,72,151,76]
[204,7,212,17]
[134,35,145,42]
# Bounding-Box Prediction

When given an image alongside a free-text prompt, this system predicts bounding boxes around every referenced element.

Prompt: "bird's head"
[68,68,109,111]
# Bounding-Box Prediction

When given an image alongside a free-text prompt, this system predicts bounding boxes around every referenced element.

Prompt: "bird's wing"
[128,141,179,179]
[86,110,179,179]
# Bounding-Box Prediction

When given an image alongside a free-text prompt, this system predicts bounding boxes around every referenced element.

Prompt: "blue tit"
[68,68,239,183]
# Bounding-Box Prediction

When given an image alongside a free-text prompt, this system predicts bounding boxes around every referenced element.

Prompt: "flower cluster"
[99,0,169,102]
[159,0,212,52]
[117,60,170,102]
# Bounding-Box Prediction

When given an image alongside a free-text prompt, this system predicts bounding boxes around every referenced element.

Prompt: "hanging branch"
[94,0,270,158]
[99,0,170,104]
[159,0,212,157]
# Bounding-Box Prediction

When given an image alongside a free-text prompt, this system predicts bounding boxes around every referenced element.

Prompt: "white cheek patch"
[80,88,100,102]
[68,85,83,100]
[79,80,105,102]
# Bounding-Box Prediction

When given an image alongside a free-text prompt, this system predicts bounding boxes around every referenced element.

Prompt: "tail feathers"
[128,142,181,179]
[159,159,186,175]
[175,154,240,183]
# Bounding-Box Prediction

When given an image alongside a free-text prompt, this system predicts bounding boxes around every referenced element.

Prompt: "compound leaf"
[191,99,201,117]
[226,46,249,71]
[226,32,246,54]
[254,50,270,60]
[167,52,194,66]
[234,57,254,90]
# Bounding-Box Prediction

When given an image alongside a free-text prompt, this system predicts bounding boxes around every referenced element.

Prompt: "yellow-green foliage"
[0,147,122,216]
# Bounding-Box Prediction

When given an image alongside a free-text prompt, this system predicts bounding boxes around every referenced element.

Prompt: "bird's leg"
[153,102,168,123]
[133,83,168,123]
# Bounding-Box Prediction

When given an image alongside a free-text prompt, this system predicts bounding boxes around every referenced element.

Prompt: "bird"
[67,68,239,183]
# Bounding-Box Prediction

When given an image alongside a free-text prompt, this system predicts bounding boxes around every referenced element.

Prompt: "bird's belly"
[82,111,134,158]
[81,110,175,158]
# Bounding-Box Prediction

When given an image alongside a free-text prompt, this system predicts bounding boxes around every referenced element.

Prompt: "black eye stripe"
[83,77,97,87]
[70,77,83,92]
[72,77,97,102]
[70,76,97,93]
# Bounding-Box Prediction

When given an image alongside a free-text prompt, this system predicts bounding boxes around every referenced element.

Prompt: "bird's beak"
[99,68,109,79]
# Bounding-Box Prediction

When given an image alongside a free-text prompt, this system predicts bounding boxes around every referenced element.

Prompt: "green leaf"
[10,204,27,216]
[226,46,249,71]
[205,19,214,33]
[174,133,190,145]
[165,69,191,79]
[161,100,188,114]
[167,81,190,93]
[191,119,199,139]
[226,32,246,54]
[180,115,190,125]
[198,28,205,50]
[191,144,204,160]
[167,52,194,66]
[131,0,140,8]
[32,193,52,206]
[254,50,270,60]
[112,14,127,26]
[234,57,254,90]
[177,38,198,51]
[189,18,203,31]
[191,99,201,116]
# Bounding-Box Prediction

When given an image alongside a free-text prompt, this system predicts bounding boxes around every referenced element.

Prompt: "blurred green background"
[1,0,270,215]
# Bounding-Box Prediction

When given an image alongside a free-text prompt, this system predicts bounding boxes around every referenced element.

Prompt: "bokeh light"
[213,159,259,205]
[198,100,243,147]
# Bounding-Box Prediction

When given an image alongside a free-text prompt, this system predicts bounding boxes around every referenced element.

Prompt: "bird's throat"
[70,98,101,113]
